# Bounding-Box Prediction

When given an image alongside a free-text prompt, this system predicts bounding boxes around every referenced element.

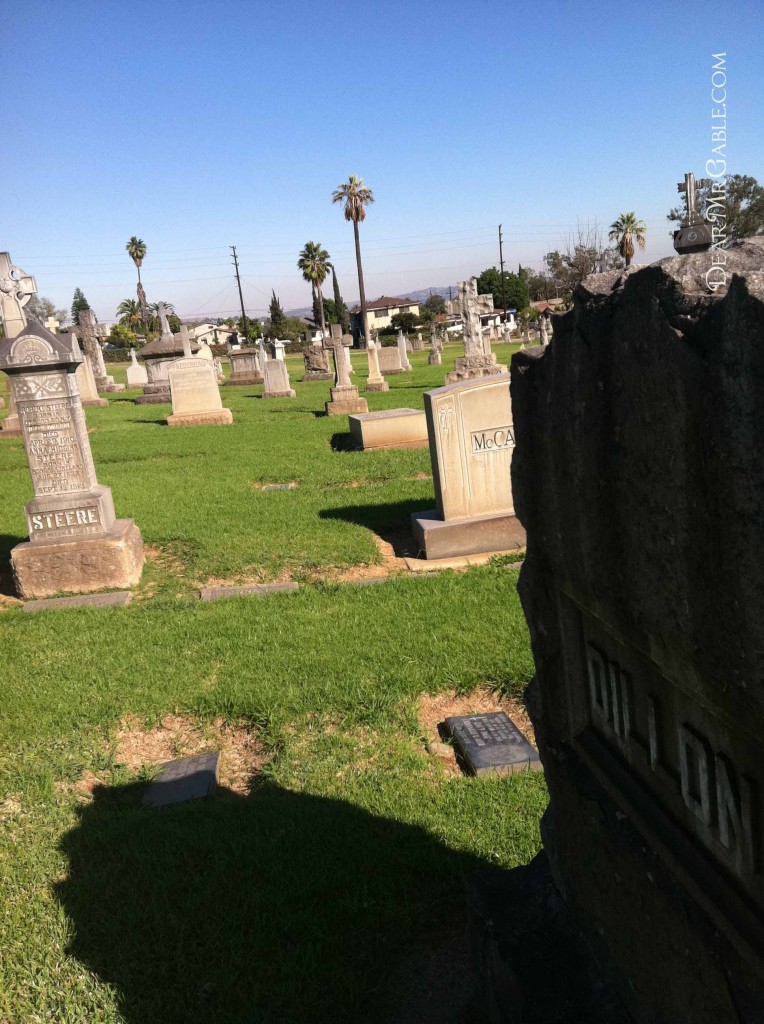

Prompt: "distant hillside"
[286,285,457,318]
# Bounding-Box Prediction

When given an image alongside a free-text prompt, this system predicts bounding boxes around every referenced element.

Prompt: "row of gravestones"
[6,242,764,1020]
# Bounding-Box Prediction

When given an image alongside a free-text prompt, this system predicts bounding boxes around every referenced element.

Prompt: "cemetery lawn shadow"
[57,778,493,1024]
[320,499,431,539]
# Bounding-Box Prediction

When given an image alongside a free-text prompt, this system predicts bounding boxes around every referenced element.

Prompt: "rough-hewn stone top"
[141,331,200,359]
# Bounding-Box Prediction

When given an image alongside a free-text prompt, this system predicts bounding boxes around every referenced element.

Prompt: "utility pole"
[230,245,250,343]
[498,224,507,326]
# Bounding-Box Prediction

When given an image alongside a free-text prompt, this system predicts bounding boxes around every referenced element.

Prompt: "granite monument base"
[96,381,125,393]
[325,384,368,417]
[167,409,233,427]
[0,421,22,438]
[445,354,507,385]
[135,384,171,405]
[226,372,264,385]
[364,381,389,393]
[11,518,144,599]
[349,409,428,450]
[303,370,334,382]
[411,509,525,559]
[81,396,109,408]
[262,388,296,399]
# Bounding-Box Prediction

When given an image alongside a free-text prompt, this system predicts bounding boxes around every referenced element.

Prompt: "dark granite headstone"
[511,237,764,1022]
[445,712,541,777]
[142,751,220,808]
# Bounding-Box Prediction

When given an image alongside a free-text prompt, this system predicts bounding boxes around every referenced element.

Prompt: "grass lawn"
[0,342,545,1023]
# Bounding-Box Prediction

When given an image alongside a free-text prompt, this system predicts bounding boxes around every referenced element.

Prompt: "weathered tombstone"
[510,238,764,1021]
[397,329,412,371]
[212,356,224,383]
[411,374,524,559]
[135,306,199,403]
[77,310,124,393]
[272,339,286,361]
[262,357,296,398]
[445,279,507,384]
[344,342,355,376]
[324,336,368,416]
[68,333,108,407]
[377,345,405,375]
[412,331,425,351]
[446,712,541,777]
[428,323,442,365]
[364,338,389,393]
[196,341,213,362]
[167,357,233,426]
[539,315,550,345]
[227,348,263,385]
[0,251,37,437]
[302,345,333,382]
[126,348,148,387]
[0,321,144,598]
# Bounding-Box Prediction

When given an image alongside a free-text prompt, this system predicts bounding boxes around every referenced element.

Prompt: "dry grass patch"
[114,714,268,795]
[418,686,535,777]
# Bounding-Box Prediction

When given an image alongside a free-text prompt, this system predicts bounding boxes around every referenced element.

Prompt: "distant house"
[530,299,564,315]
[350,296,421,340]
[190,323,238,346]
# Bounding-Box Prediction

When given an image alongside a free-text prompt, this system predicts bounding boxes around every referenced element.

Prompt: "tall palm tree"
[608,213,646,268]
[331,175,374,347]
[116,298,142,331]
[126,236,148,327]
[297,241,332,339]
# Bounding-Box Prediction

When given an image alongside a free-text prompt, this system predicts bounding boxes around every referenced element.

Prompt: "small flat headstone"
[445,712,541,777]
[261,482,299,491]
[200,582,298,601]
[142,751,220,808]
[24,591,132,613]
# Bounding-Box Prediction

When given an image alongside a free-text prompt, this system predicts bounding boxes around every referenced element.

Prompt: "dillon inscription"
[561,591,764,956]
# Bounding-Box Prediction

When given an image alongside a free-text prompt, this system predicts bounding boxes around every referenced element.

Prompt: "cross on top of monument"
[0,252,37,340]
[677,172,704,227]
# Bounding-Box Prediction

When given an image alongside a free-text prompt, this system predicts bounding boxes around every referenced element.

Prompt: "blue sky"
[4,0,762,321]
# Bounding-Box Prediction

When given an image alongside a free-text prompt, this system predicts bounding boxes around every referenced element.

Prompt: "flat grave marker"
[445,712,541,777]
[142,752,220,808]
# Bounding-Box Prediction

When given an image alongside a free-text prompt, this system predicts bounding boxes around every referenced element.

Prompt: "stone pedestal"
[69,336,108,407]
[444,352,508,383]
[126,349,148,387]
[349,409,427,450]
[397,331,412,371]
[364,342,389,393]
[0,391,22,436]
[227,348,263,385]
[428,350,442,365]
[136,320,201,403]
[325,340,367,416]
[411,374,524,558]
[302,346,334,382]
[0,322,144,598]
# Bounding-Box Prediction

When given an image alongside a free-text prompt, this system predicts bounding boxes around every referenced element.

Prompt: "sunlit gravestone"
[510,238,764,1021]
[0,321,144,598]
[0,251,36,437]
[167,356,233,426]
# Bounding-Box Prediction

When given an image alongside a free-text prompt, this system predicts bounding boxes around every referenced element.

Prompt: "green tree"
[116,298,143,332]
[609,212,646,267]
[321,297,339,325]
[667,173,764,238]
[237,316,262,341]
[26,296,67,327]
[331,175,374,346]
[71,288,91,325]
[108,324,137,347]
[389,312,420,333]
[268,291,286,335]
[297,241,332,339]
[331,267,350,333]
[475,267,529,311]
[126,236,148,328]
[424,293,446,315]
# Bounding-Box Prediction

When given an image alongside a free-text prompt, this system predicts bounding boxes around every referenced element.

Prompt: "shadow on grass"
[320,499,430,534]
[330,432,357,452]
[56,779,488,1024]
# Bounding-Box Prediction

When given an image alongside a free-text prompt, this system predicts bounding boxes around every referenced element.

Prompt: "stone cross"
[157,302,171,337]
[45,316,60,334]
[180,324,192,358]
[0,252,37,341]
[326,336,351,388]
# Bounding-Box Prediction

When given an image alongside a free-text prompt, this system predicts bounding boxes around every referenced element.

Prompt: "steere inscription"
[28,507,100,535]
[19,398,89,494]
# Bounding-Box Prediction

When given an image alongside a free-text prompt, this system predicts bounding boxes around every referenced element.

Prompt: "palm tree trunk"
[353,218,370,348]
[318,287,327,340]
